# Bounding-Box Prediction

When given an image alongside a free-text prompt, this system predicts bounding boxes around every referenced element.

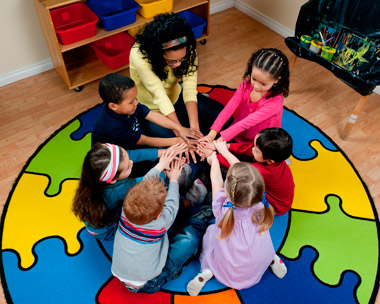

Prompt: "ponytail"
[217,208,235,239]
[252,204,274,234]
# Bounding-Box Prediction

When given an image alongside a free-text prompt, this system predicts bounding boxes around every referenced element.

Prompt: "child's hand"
[198,130,217,144]
[197,144,214,160]
[178,127,202,142]
[166,157,185,182]
[214,140,229,154]
[166,143,188,156]
[207,152,218,165]
[157,149,177,171]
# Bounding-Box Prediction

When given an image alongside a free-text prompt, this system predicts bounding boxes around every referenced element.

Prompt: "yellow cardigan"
[129,44,198,116]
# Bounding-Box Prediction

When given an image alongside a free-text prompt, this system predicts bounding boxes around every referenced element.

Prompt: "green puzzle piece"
[26,120,91,196]
[280,195,379,304]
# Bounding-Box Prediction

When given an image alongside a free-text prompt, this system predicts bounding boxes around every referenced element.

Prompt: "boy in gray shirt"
[112,150,214,293]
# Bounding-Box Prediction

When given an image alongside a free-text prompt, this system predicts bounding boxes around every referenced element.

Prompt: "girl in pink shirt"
[187,155,287,296]
[199,48,290,144]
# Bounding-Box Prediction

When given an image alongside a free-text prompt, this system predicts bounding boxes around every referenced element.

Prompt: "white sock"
[187,268,213,296]
[185,178,207,206]
[270,255,287,279]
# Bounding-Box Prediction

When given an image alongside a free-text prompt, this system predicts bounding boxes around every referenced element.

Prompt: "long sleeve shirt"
[111,168,180,283]
[129,44,198,116]
[210,80,284,143]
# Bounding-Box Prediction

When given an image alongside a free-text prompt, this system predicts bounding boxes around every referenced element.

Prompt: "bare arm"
[214,140,239,166]
[207,152,224,198]
[137,134,183,148]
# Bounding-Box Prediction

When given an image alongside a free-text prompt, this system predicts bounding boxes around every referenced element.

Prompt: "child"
[92,73,197,152]
[210,128,295,215]
[199,48,289,144]
[112,155,214,293]
[187,155,287,296]
[72,142,186,241]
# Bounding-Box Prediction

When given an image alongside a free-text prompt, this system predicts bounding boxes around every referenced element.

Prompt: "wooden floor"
[1,8,379,303]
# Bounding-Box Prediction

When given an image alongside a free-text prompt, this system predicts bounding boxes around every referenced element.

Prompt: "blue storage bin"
[86,0,139,31]
[178,11,206,39]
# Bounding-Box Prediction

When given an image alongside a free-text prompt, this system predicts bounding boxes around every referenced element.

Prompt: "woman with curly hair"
[130,13,230,158]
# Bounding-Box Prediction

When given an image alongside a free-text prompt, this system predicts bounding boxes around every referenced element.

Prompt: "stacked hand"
[165,157,186,182]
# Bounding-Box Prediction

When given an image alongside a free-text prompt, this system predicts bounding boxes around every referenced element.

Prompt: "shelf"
[60,0,208,52]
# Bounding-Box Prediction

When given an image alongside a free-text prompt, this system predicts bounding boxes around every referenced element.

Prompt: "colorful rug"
[1,84,379,304]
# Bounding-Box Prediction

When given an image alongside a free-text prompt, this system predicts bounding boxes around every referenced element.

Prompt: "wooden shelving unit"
[33,0,210,90]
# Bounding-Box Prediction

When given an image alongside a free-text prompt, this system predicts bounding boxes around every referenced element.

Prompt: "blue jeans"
[142,92,233,138]
[137,215,208,294]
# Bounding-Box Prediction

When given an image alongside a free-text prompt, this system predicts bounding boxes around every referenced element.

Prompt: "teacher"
[129,13,228,142]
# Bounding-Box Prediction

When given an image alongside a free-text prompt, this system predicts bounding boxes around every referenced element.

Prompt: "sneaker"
[178,163,193,188]
[185,178,208,206]
[191,205,214,223]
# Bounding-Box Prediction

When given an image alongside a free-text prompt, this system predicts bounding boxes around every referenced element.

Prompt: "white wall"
[0,0,50,75]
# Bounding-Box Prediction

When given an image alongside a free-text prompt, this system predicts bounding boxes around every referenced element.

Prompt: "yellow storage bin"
[128,24,145,38]
[135,0,173,18]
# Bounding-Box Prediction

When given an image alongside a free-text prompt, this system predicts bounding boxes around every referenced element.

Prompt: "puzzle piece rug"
[1,84,379,304]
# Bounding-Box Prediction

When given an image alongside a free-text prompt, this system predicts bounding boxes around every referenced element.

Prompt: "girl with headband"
[72,142,186,241]
[187,157,287,296]
[130,13,232,162]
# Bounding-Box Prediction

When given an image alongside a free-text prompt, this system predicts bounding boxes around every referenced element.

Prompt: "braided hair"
[243,48,290,98]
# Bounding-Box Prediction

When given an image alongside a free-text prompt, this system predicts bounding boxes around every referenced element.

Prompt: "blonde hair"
[123,177,167,225]
[218,162,274,239]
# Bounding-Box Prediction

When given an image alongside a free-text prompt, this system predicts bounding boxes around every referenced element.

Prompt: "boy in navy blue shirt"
[92,73,194,151]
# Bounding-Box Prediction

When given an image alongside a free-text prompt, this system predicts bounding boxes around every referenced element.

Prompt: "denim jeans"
[142,92,233,138]
[137,215,208,294]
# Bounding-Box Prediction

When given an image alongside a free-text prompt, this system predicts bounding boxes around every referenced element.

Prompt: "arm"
[214,140,240,167]
[136,134,183,148]
[207,82,246,139]
[220,95,283,142]
[127,148,158,163]
[207,152,224,198]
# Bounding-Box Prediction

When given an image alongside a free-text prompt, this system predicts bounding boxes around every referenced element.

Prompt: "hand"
[214,139,229,154]
[166,157,185,182]
[184,139,198,164]
[178,127,202,143]
[197,144,214,159]
[207,151,218,165]
[166,143,188,156]
[198,130,217,144]
[157,149,177,171]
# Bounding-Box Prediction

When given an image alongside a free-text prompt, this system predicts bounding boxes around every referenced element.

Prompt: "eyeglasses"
[165,56,187,66]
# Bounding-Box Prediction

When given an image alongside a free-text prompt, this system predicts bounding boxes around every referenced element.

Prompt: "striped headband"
[162,36,187,49]
[99,143,120,183]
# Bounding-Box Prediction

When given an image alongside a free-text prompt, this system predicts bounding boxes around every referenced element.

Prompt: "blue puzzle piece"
[282,109,337,160]
[239,246,359,304]
[71,104,103,140]
[2,229,111,304]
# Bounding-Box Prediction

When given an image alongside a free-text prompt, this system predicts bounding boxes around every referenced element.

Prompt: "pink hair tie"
[99,143,120,183]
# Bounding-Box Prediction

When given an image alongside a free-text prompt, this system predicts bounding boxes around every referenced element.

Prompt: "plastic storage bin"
[90,32,135,69]
[178,11,206,39]
[50,3,99,45]
[135,0,173,19]
[86,0,139,31]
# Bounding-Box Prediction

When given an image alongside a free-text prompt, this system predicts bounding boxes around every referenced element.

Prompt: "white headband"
[99,143,120,183]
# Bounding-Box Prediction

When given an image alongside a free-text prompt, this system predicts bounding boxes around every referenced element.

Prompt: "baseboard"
[210,0,234,14]
[234,0,294,38]
[0,59,53,88]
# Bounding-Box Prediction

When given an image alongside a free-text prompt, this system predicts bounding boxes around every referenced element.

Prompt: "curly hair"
[72,143,124,228]
[123,176,167,225]
[243,48,290,98]
[98,73,135,105]
[135,13,197,80]
[218,162,274,238]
